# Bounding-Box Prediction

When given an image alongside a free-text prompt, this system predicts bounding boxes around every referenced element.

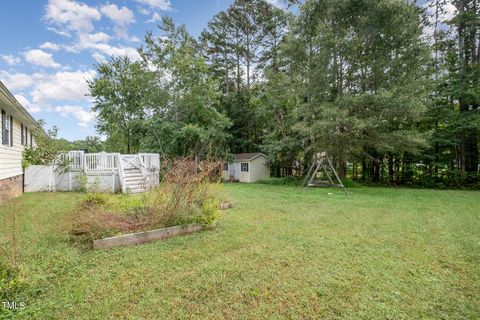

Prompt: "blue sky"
[0,0,240,141]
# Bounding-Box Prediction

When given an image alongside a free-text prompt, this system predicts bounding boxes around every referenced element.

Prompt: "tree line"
[87,0,480,188]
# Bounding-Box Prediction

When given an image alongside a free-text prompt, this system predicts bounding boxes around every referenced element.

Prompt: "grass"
[1,184,479,319]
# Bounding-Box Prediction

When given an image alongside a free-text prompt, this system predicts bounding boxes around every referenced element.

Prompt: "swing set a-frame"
[302,151,347,195]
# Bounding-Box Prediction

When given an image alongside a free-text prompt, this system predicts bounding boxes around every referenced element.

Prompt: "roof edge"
[233,153,267,162]
[0,81,41,129]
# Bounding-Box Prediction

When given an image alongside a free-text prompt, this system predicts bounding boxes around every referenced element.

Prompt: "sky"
[0,0,242,141]
[0,0,453,141]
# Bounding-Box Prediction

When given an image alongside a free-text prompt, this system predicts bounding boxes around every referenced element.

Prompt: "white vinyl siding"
[249,156,270,183]
[0,117,27,180]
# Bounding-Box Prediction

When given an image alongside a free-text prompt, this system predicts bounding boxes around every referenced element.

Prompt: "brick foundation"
[0,175,23,205]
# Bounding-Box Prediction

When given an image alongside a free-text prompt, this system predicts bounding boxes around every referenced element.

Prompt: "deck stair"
[123,167,147,194]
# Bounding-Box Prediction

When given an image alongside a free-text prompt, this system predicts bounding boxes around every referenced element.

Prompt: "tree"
[22,123,63,167]
[71,136,105,153]
[451,0,479,177]
[138,17,232,158]
[88,56,160,154]
[288,0,432,180]
[200,0,289,154]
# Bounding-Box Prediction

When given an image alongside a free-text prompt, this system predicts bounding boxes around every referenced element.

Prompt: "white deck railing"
[139,153,161,170]
[59,151,84,171]
[58,151,160,176]
[84,153,119,175]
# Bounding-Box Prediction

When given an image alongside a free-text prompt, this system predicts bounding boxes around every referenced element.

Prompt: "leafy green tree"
[138,17,232,158]
[88,56,161,153]
[22,123,63,167]
[71,136,105,153]
[288,0,432,180]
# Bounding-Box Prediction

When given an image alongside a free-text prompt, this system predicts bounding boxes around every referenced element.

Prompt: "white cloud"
[31,70,96,103]
[78,32,111,46]
[39,42,61,51]
[146,12,161,23]
[0,71,35,90]
[62,31,111,53]
[135,0,170,23]
[100,4,135,39]
[24,49,61,68]
[101,4,134,25]
[14,94,42,113]
[1,69,96,103]
[1,54,22,66]
[82,43,140,61]
[55,105,95,127]
[134,0,171,11]
[44,0,101,34]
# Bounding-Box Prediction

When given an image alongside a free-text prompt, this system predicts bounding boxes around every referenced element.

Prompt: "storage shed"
[222,153,270,183]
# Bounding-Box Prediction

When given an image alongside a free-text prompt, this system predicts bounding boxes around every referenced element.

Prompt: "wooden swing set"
[302,151,347,195]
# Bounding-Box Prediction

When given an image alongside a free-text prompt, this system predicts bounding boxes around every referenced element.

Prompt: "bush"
[80,193,109,207]
[146,158,223,227]
[70,206,143,242]
[198,197,221,226]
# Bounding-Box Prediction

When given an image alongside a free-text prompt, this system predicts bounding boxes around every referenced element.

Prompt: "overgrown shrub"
[68,158,224,244]
[70,206,146,242]
[146,158,223,227]
[80,193,109,208]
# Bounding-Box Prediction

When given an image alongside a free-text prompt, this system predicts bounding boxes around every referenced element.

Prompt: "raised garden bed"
[94,223,204,249]
[93,202,233,249]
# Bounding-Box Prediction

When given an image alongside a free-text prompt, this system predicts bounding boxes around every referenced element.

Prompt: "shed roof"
[233,153,267,162]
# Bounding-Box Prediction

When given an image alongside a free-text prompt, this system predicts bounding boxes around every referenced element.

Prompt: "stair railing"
[117,153,126,193]
[137,155,150,190]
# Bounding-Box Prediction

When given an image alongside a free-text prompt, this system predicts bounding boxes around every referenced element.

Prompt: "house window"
[223,162,229,171]
[241,162,249,172]
[2,110,11,146]
[21,123,24,145]
[9,116,13,146]
[25,127,28,145]
[30,132,33,146]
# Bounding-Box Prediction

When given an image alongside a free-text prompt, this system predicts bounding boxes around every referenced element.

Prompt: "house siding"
[0,80,38,204]
[0,117,27,180]
[248,156,270,182]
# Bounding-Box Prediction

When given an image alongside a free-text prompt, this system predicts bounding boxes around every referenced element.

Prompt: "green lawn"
[1,184,479,319]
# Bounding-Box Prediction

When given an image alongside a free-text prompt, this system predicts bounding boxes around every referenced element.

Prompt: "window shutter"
[1,110,5,145]
[10,116,13,146]
[25,127,28,145]
[30,132,33,146]
[21,123,24,145]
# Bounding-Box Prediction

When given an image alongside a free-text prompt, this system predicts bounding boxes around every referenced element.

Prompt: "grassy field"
[1,184,479,319]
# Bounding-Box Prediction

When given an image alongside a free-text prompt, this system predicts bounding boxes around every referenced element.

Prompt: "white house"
[222,153,270,183]
[0,81,39,204]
